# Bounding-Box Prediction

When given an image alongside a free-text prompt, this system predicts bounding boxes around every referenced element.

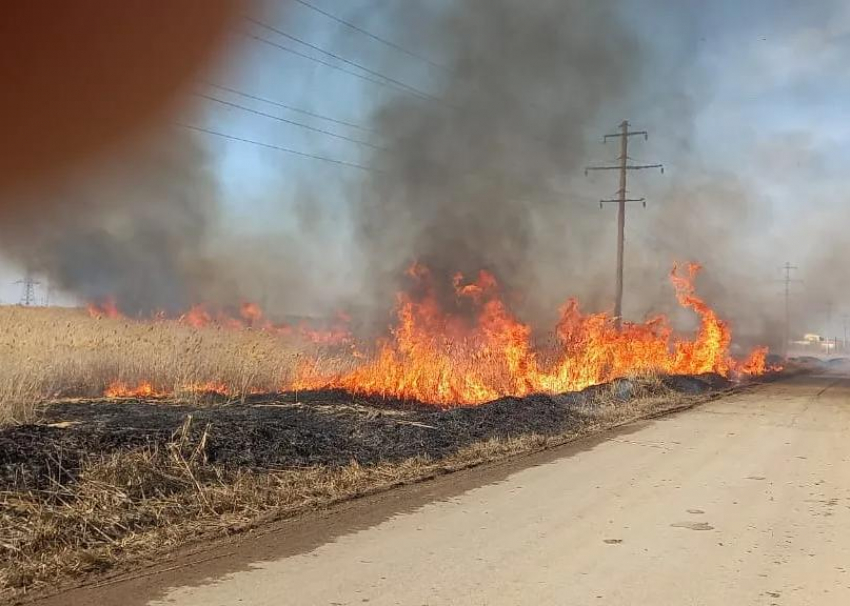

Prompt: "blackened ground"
[0,375,729,492]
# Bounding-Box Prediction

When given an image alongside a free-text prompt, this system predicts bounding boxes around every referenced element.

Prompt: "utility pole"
[778,262,801,359]
[842,313,849,352]
[15,269,40,307]
[586,120,663,330]
[824,301,834,338]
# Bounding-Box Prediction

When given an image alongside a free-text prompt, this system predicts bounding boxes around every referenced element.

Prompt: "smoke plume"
[357,0,644,313]
[0,131,232,314]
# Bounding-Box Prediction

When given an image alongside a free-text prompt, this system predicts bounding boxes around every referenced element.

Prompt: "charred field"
[2,375,730,491]
[1,373,738,597]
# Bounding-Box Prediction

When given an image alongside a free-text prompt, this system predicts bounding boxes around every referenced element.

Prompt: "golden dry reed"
[0,306,309,424]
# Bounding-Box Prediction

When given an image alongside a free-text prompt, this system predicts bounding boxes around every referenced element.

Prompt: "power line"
[243,19,550,147]
[204,82,375,134]
[280,5,551,128]
[246,16,442,102]
[177,123,380,173]
[194,92,385,151]
[246,31,410,97]
[289,0,448,73]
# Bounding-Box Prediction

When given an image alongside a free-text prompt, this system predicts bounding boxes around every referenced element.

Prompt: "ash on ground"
[0,374,729,492]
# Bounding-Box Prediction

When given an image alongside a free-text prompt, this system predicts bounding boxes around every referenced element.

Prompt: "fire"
[104,380,165,398]
[240,301,264,325]
[292,263,769,406]
[737,346,769,375]
[300,312,355,345]
[104,380,239,399]
[93,263,770,405]
[87,297,122,319]
[86,299,353,345]
[181,304,212,328]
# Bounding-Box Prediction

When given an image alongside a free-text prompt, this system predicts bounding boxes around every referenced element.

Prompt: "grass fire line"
[0,262,778,595]
[89,262,769,406]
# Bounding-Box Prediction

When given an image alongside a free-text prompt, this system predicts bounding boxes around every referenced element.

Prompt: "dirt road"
[42,372,850,605]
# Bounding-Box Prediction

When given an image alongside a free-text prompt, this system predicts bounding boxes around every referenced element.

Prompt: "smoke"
[626,173,785,349]
[351,0,774,339]
[356,0,644,313]
[0,131,233,314]
[774,132,850,340]
[347,0,819,348]
[1,0,843,352]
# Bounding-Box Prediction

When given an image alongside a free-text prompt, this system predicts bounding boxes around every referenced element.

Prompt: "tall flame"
[292,263,768,406]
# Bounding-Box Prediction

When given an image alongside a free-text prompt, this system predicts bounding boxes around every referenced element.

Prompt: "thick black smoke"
[356,0,643,311]
[349,0,805,348]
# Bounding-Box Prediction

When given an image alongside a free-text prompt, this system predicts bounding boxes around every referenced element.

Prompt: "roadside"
[0,372,784,601]
[94,371,849,606]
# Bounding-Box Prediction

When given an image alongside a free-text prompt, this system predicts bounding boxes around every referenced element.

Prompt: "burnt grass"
[0,374,728,493]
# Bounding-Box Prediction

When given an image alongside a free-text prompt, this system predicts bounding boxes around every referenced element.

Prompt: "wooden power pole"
[779,262,801,359]
[586,120,663,330]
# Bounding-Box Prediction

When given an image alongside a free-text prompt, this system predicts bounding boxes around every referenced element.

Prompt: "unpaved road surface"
[39,372,850,605]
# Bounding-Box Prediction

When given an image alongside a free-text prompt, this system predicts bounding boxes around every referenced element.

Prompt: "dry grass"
[0,385,697,598]
[0,307,729,598]
[0,306,311,424]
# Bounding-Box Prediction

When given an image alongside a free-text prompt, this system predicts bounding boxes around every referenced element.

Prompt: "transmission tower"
[586,120,664,330]
[15,269,40,306]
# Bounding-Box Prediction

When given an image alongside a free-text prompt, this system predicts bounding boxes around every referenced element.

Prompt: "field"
[0,306,309,424]
[0,305,775,599]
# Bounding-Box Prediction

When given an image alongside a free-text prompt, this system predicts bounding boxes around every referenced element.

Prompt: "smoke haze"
[0,0,847,346]
[357,0,643,312]
[0,132,230,314]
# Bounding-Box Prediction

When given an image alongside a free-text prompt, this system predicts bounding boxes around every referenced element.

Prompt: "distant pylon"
[16,269,40,306]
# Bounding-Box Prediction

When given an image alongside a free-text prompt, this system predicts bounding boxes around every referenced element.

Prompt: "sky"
[4,0,850,337]
[197,0,850,242]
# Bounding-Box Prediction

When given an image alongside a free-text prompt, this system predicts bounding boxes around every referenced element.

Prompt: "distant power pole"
[778,262,801,359]
[843,313,849,352]
[824,301,834,337]
[15,269,40,306]
[586,120,663,330]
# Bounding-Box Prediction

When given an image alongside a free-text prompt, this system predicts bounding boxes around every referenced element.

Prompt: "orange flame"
[104,380,165,398]
[181,304,212,328]
[240,302,264,325]
[87,297,123,320]
[86,299,353,345]
[104,380,246,399]
[292,263,769,406]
